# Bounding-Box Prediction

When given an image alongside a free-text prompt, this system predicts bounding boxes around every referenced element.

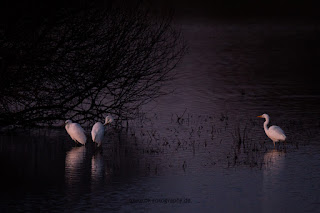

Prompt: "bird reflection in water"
[65,146,86,185]
[263,149,286,175]
[262,149,286,210]
[65,145,111,188]
[91,150,105,183]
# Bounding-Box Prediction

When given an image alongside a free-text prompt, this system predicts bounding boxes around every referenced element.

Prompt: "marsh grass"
[113,110,314,171]
[228,122,264,168]
[1,109,311,174]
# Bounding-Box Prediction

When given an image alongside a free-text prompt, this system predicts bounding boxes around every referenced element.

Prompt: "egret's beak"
[257,115,263,118]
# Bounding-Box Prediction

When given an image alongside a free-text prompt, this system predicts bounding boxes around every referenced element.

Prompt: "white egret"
[91,115,113,147]
[257,114,286,147]
[65,120,87,145]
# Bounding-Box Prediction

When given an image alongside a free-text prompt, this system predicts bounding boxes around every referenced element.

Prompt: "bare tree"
[0,6,186,128]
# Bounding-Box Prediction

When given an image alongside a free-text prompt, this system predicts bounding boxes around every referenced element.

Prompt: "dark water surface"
[1,19,320,212]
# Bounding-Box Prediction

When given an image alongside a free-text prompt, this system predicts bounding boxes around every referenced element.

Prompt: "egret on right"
[257,113,286,147]
[91,115,114,147]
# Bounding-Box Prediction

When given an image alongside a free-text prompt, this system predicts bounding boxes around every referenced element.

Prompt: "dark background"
[1,0,318,44]
[1,0,319,19]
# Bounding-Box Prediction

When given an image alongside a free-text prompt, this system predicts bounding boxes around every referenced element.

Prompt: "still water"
[1,19,320,212]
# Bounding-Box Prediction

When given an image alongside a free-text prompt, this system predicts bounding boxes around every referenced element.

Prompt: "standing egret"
[257,114,286,147]
[65,120,87,145]
[91,115,113,147]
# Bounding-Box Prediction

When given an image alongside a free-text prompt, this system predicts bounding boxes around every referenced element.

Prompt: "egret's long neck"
[65,123,70,130]
[263,117,269,133]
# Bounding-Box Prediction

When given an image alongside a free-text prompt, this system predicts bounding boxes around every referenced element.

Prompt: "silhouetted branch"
[0,6,186,128]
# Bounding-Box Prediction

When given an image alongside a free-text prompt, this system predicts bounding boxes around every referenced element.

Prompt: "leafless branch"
[0,6,187,128]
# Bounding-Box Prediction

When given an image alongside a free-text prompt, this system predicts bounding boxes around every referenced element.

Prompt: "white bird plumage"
[257,114,286,147]
[65,120,87,145]
[91,115,113,147]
